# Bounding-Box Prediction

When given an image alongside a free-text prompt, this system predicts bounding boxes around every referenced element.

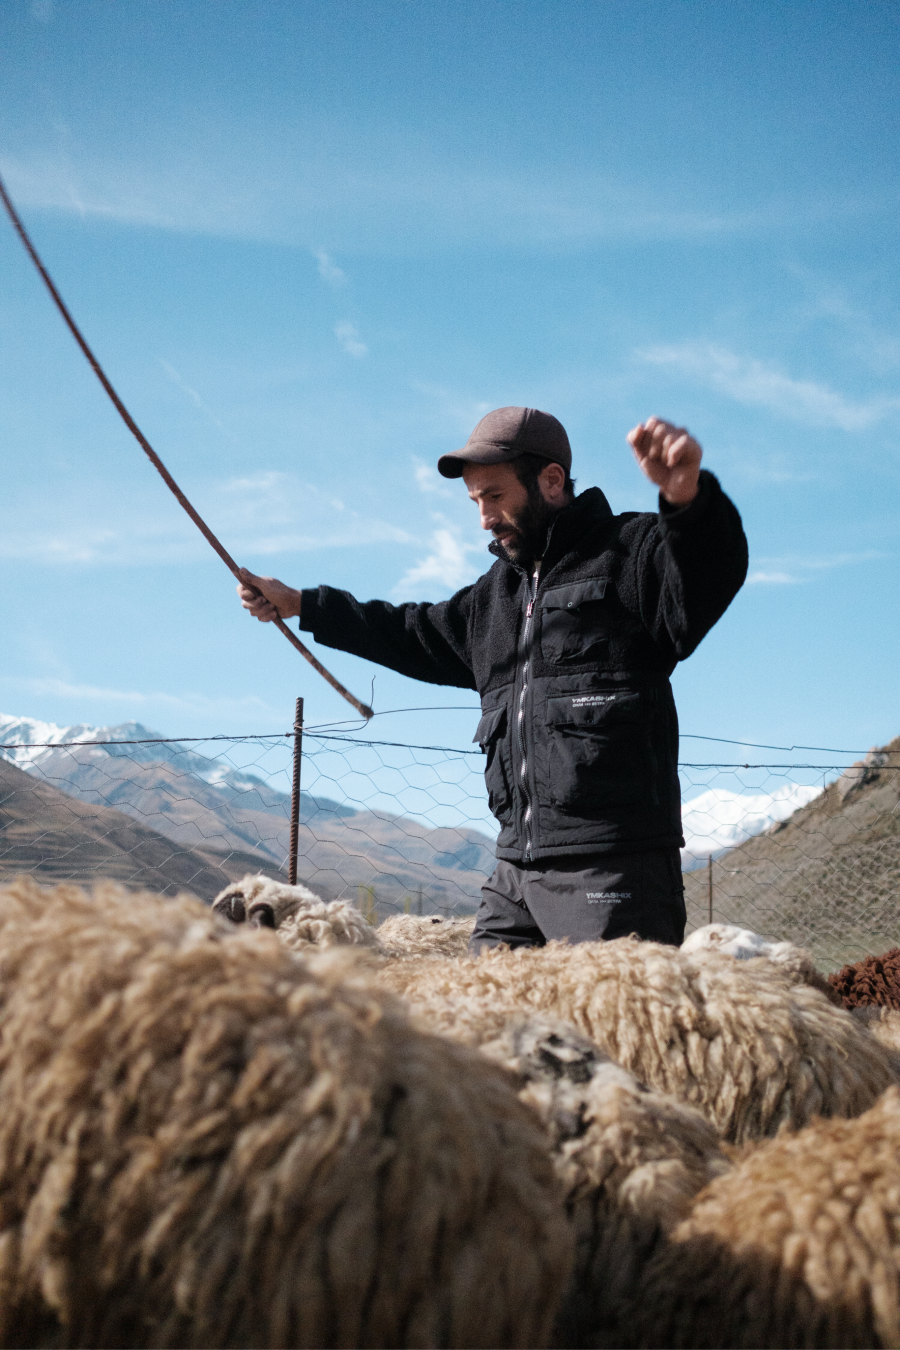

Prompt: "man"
[238,408,748,951]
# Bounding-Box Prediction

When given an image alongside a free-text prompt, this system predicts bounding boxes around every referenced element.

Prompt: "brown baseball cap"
[437,406,572,479]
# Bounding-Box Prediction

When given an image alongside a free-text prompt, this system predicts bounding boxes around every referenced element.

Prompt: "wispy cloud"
[6,144,852,253]
[313,249,346,285]
[0,525,181,566]
[241,522,410,555]
[3,676,281,720]
[393,525,481,596]
[0,472,410,565]
[159,360,230,435]
[335,321,367,358]
[412,457,455,499]
[746,571,797,585]
[637,342,900,431]
[788,268,900,375]
[746,549,891,585]
[412,383,492,439]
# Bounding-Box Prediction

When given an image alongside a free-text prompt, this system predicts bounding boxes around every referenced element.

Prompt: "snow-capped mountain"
[0,713,495,911]
[681,783,823,864]
[0,714,121,768]
[0,714,293,801]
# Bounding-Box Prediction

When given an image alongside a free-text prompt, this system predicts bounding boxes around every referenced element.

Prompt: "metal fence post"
[288,697,304,885]
[707,854,713,925]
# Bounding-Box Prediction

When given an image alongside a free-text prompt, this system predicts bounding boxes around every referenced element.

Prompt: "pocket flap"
[473,705,506,748]
[547,690,641,727]
[541,577,608,611]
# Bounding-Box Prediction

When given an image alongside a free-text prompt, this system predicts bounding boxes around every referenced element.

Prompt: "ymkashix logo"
[570,695,616,709]
[586,891,631,902]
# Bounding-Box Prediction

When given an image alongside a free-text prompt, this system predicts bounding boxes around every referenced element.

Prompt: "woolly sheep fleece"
[681,923,841,1005]
[0,877,572,1350]
[212,878,477,959]
[851,1004,900,1051]
[212,875,379,950]
[376,912,475,959]
[829,947,900,1010]
[624,1085,900,1349]
[477,1016,729,1348]
[377,937,896,1142]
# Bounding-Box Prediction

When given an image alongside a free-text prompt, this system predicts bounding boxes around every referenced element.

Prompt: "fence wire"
[1,724,897,971]
[681,748,900,971]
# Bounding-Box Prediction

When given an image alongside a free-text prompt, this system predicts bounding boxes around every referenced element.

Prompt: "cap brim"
[437,445,526,479]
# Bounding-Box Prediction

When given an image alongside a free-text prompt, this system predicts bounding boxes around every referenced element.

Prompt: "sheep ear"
[248,901,277,930]
[213,893,246,924]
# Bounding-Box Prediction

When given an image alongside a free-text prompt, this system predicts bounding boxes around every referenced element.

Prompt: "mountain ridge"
[0,755,282,898]
[0,713,494,914]
[684,736,900,971]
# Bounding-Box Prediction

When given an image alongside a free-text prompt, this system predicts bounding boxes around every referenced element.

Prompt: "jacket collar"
[488,487,614,573]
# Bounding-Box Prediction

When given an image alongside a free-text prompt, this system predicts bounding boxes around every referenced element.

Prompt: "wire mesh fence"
[1,715,898,971]
[681,748,900,971]
[0,721,496,918]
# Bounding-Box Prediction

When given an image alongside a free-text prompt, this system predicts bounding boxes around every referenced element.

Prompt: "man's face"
[462,461,556,566]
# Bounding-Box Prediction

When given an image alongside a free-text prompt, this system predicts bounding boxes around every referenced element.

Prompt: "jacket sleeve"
[632,470,749,661]
[297,584,478,689]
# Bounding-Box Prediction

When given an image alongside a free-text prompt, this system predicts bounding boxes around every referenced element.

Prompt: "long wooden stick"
[0,173,373,720]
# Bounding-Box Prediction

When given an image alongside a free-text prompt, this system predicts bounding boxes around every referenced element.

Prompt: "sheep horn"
[213,893,247,924]
[248,902,277,930]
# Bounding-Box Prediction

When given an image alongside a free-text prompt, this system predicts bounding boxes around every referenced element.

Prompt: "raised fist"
[627,416,702,506]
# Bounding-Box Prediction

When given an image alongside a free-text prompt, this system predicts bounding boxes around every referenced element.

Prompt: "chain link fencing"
[1,718,898,971]
[681,746,900,971]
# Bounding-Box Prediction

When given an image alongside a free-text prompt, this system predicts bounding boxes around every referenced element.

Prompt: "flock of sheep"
[0,872,899,1348]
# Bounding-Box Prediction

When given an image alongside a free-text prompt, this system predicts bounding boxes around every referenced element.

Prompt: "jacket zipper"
[517,560,542,862]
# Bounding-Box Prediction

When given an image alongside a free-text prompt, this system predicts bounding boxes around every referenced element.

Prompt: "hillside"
[0,716,494,915]
[684,737,900,971]
[0,756,280,900]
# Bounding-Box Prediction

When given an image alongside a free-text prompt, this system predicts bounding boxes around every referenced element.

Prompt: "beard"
[493,487,562,566]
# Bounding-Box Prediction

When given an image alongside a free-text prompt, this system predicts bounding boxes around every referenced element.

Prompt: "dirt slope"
[0,757,279,901]
[684,737,900,970]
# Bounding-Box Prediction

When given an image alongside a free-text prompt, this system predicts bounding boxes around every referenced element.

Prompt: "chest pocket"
[540,576,610,664]
[547,690,649,814]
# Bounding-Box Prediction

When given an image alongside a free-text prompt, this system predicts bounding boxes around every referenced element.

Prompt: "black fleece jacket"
[299,470,748,861]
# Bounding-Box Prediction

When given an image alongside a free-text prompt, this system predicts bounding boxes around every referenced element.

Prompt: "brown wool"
[376,913,475,959]
[625,1087,900,1349]
[377,938,896,1143]
[0,877,572,1349]
[474,1015,730,1347]
[829,947,900,1011]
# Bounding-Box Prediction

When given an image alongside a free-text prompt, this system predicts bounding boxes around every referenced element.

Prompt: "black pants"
[469,848,686,954]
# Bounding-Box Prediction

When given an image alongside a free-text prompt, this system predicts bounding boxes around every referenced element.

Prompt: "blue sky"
[1,0,898,763]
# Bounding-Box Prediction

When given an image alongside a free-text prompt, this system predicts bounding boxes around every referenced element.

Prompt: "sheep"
[377,937,897,1142]
[213,874,380,950]
[0,876,573,1350]
[474,1016,730,1348]
[212,878,476,959]
[682,920,800,961]
[850,1006,900,1080]
[624,1085,900,1349]
[682,922,842,1005]
[829,947,900,1010]
[212,880,728,1345]
[376,912,475,959]
[851,1003,900,1050]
